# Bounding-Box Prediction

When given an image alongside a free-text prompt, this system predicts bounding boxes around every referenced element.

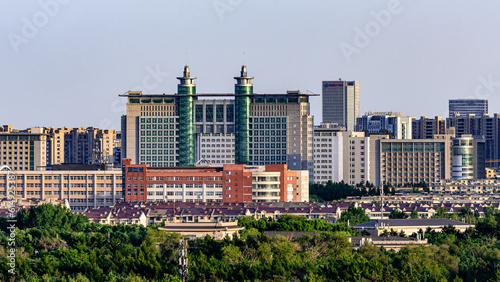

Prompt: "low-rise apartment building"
[0,167,123,211]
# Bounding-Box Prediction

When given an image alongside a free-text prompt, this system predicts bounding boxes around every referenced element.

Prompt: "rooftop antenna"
[185,52,188,66]
[243,52,246,65]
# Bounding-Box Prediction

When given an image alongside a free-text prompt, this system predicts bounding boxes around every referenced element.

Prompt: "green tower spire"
[234,65,253,165]
[177,65,196,166]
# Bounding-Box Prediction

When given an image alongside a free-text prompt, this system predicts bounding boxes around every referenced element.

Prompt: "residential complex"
[121,65,314,175]
[122,159,309,203]
[0,125,117,170]
[449,99,488,118]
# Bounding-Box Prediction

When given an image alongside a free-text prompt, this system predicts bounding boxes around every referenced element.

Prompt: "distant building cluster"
[1,65,499,211]
[0,125,120,171]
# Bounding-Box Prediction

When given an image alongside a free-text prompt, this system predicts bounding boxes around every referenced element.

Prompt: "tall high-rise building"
[121,65,315,174]
[322,80,359,131]
[449,99,488,118]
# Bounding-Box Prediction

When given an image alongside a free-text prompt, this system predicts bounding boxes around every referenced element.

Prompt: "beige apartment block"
[63,127,116,165]
[342,131,370,185]
[0,169,123,211]
[0,126,47,171]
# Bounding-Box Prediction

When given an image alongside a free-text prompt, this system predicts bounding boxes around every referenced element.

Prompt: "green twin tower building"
[121,65,314,172]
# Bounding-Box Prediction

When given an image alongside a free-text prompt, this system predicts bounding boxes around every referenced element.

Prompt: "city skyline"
[2,1,500,130]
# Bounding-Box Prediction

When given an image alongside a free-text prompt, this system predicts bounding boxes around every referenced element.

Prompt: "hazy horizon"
[2,1,500,130]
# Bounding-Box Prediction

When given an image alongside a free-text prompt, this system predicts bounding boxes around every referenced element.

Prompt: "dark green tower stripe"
[235,85,252,165]
[178,86,195,166]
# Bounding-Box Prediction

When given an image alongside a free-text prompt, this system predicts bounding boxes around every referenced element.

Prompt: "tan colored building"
[431,178,500,194]
[0,168,123,211]
[0,126,47,171]
[353,219,474,236]
[378,133,454,187]
[486,168,500,179]
[61,127,115,165]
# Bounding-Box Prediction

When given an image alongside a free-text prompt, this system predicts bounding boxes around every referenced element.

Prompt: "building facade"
[356,112,412,139]
[0,126,47,171]
[412,116,447,139]
[121,65,314,174]
[122,159,309,203]
[322,80,359,131]
[0,168,123,211]
[447,113,499,166]
[449,99,488,118]
[451,135,486,180]
[378,133,454,187]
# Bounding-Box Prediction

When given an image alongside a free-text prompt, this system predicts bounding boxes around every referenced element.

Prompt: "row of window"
[147,191,223,196]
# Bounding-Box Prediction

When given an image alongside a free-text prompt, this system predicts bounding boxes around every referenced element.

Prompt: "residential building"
[412,116,446,139]
[356,112,412,139]
[122,159,308,203]
[0,166,123,211]
[449,99,488,118]
[322,80,359,131]
[431,178,500,194]
[312,127,343,184]
[0,126,47,171]
[62,127,115,165]
[312,127,389,185]
[343,131,370,185]
[352,219,474,236]
[121,65,315,175]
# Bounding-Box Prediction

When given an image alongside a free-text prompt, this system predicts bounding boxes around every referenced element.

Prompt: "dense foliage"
[338,206,371,226]
[309,181,429,202]
[0,204,181,281]
[3,203,500,281]
[309,181,380,202]
[237,215,357,235]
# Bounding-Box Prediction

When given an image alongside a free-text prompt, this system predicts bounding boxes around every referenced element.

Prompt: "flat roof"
[119,93,318,98]
[353,218,473,229]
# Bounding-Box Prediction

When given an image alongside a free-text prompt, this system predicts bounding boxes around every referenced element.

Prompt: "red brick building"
[122,159,308,203]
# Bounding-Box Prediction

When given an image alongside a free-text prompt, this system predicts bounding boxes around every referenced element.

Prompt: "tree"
[338,206,371,226]
[410,209,419,219]
[389,209,409,219]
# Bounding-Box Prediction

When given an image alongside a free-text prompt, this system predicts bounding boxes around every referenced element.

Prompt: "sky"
[1,0,500,130]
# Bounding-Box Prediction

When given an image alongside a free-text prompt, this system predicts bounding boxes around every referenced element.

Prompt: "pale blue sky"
[2,1,500,130]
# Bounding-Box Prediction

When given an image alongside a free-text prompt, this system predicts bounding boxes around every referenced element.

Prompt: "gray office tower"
[449,99,488,118]
[322,80,359,131]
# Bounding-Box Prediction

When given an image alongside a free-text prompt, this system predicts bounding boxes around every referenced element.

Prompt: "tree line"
[2,203,500,280]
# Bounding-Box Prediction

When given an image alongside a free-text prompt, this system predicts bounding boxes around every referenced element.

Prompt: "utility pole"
[178,238,188,282]
[380,184,384,220]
